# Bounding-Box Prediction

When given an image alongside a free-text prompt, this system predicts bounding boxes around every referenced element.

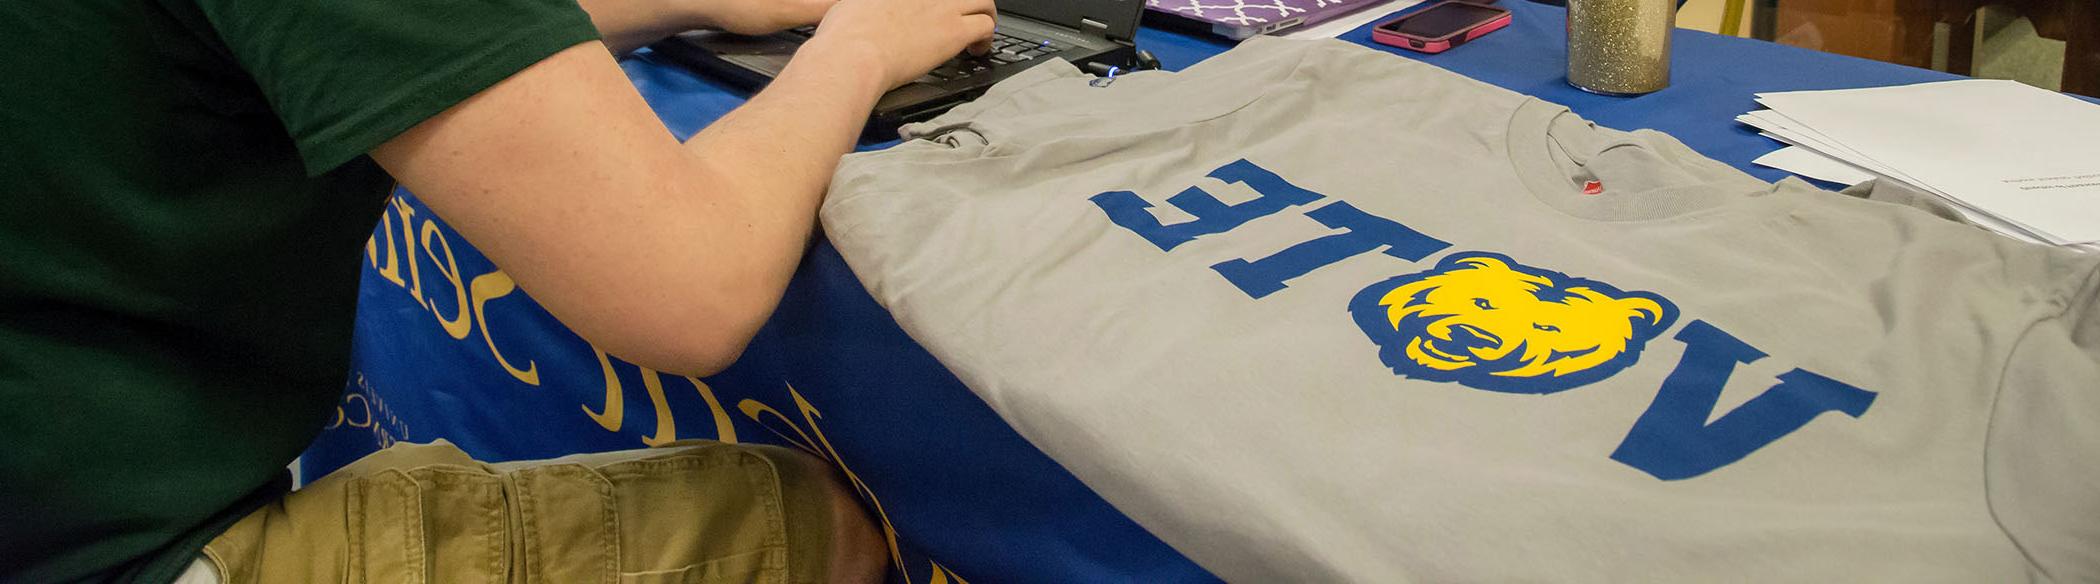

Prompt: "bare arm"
[575,0,836,54]
[372,0,994,376]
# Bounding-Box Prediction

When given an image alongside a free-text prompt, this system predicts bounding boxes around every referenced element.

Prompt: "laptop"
[651,0,1145,140]
[1145,0,1391,39]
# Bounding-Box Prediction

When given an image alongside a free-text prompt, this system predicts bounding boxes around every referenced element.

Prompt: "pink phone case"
[1370,2,1513,54]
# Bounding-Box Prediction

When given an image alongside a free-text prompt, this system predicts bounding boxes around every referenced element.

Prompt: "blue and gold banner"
[299,49,1226,582]
[303,185,1217,583]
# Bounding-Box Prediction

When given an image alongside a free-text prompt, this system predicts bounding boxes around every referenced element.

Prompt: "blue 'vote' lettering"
[1090,159,1326,252]
[1611,321,1877,480]
[1213,202,1449,299]
[1089,159,1876,480]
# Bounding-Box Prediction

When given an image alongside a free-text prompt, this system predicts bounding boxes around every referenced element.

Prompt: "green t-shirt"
[0,0,600,581]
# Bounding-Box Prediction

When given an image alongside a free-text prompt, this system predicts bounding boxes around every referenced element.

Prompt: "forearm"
[379,0,988,376]
[573,0,707,53]
[501,42,885,374]
[668,39,888,340]
[375,41,886,376]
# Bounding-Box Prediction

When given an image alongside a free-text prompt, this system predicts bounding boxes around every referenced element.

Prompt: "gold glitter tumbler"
[1567,0,1675,95]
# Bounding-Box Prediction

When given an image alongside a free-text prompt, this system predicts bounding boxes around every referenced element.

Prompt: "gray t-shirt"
[822,38,2100,582]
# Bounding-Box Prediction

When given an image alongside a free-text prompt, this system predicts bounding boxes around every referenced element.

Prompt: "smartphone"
[1371,1,1513,54]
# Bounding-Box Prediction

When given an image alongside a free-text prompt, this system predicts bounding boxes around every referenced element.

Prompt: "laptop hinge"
[1079,17,1113,39]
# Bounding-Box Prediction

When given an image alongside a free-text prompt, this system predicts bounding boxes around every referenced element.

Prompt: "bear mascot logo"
[1350,252,1678,394]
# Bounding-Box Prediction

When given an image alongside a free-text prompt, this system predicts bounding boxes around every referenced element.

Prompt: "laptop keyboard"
[785,26,1072,83]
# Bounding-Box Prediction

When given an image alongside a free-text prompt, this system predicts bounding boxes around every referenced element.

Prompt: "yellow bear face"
[1349,253,1677,394]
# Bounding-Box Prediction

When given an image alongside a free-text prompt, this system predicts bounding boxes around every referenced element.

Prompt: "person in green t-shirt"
[0,0,997,581]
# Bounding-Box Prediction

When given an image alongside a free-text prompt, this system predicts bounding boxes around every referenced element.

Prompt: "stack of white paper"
[1739,80,2100,249]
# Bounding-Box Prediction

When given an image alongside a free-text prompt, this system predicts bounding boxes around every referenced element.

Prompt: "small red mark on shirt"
[1582,180,1604,195]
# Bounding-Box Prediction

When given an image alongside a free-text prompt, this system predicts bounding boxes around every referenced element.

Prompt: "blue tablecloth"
[302,3,1965,582]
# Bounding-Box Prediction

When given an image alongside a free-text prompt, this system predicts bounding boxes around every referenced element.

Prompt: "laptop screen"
[1000,0,1141,40]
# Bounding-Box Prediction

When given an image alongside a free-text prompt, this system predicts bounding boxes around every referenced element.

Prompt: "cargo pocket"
[348,470,428,584]
[596,447,793,584]
[347,467,511,584]
[511,464,623,584]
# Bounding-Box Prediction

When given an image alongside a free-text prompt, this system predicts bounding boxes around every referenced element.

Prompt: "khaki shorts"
[200,440,854,584]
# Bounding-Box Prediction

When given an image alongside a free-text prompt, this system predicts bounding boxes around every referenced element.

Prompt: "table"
[301,2,1965,582]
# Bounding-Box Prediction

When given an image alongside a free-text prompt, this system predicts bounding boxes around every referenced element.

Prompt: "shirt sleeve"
[1983,263,2100,581]
[192,0,603,175]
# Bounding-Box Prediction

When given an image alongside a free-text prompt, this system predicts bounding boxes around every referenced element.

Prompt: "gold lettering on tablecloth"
[585,346,739,446]
[390,197,425,304]
[585,349,626,431]
[366,195,543,384]
[469,270,539,386]
[421,220,471,340]
[324,373,410,450]
[356,196,974,583]
[369,207,407,288]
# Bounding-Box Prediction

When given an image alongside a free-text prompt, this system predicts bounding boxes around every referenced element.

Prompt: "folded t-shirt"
[823,38,2100,582]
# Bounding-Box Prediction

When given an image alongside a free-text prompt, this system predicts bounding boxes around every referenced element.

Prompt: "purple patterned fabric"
[1145,0,1366,26]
